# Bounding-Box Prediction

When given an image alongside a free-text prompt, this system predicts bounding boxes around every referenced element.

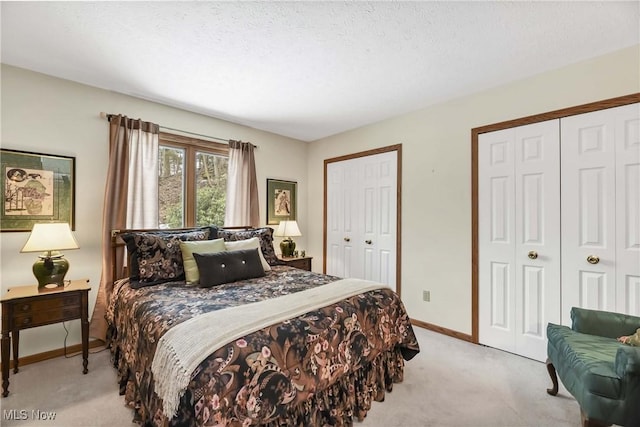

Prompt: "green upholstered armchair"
[546,307,640,427]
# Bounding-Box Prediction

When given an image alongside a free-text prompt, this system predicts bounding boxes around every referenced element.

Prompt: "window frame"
[159,132,229,227]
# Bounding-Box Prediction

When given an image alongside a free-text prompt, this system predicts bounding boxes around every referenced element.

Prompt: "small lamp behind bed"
[274,220,301,257]
[21,222,79,290]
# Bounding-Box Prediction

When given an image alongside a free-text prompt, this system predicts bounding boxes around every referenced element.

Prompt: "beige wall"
[306,45,640,335]
[0,65,309,357]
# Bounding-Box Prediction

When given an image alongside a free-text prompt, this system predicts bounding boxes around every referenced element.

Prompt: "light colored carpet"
[0,326,584,426]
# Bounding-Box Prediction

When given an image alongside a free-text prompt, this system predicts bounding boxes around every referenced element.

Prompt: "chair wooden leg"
[580,409,611,427]
[546,358,559,396]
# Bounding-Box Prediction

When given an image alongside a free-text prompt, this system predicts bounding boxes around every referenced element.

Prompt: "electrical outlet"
[423,290,430,302]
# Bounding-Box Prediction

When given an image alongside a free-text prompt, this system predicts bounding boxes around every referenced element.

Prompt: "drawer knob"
[21,304,30,312]
[22,318,31,325]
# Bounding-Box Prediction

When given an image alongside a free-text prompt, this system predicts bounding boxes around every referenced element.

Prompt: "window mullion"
[184,146,197,227]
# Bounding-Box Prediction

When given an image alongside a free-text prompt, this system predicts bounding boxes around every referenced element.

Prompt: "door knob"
[365,240,372,245]
[528,251,538,260]
[343,237,350,242]
[587,255,599,265]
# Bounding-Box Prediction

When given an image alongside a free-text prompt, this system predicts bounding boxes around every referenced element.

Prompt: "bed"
[106,226,420,426]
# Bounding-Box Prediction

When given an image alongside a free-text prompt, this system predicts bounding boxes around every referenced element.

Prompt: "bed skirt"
[109,327,408,427]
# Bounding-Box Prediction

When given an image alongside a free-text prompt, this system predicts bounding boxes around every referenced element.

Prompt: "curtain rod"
[99,112,257,148]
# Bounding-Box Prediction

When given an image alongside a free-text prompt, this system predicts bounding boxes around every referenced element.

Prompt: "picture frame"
[266,179,297,225]
[1,149,75,232]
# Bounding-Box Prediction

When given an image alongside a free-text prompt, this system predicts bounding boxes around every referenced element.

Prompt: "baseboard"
[2,339,105,371]
[411,318,475,343]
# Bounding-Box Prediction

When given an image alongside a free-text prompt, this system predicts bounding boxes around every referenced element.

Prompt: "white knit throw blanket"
[151,278,387,419]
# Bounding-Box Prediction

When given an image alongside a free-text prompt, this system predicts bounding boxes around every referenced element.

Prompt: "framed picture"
[1,149,75,232]
[266,179,297,225]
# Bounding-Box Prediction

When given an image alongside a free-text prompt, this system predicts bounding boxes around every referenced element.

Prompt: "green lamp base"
[280,238,296,257]
[33,253,69,289]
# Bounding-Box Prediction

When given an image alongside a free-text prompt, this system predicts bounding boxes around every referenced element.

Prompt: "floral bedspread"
[106,266,420,426]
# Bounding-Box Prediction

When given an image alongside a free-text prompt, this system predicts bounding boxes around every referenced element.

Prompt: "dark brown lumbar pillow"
[194,248,266,288]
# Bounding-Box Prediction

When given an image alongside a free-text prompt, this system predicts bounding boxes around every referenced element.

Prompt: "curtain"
[224,140,260,228]
[89,115,159,342]
[126,125,159,228]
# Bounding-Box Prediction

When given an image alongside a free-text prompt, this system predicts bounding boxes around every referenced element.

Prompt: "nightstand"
[278,256,313,271]
[1,279,91,397]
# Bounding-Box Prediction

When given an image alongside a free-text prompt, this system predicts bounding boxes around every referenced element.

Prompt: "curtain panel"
[89,115,160,342]
[224,140,260,228]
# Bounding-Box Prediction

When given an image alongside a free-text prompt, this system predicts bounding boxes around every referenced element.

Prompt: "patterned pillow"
[121,227,212,288]
[194,249,266,288]
[216,227,281,265]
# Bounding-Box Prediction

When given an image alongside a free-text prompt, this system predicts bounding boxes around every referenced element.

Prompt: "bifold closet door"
[561,103,640,319]
[326,151,398,291]
[479,120,560,362]
[327,159,360,280]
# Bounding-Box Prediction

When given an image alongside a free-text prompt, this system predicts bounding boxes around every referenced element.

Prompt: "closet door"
[327,160,360,279]
[615,103,640,315]
[513,121,561,360]
[361,152,397,287]
[479,128,517,353]
[326,151,398,291]
[479,120,560,362]
[560,103,640,320]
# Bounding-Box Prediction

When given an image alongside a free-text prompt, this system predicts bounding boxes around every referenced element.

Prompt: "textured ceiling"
[1,1,638,142]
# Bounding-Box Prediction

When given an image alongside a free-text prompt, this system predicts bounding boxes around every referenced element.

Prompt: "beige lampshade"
[21,223,80,253]
[274,220,302,238]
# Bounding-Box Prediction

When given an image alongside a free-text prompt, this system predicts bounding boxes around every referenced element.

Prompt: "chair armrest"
[615,346,640,377]
[571,307,640,338]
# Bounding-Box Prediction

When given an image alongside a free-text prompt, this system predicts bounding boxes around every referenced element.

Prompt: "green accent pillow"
[180,238,226,284]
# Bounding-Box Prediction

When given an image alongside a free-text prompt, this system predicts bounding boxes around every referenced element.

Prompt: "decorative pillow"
[224,237,271,272]
[194,249,266,288]
[180,238,226,284]
[216,227,280,265]
[121,228,212,288]
[621,328,640,346]
[120,226,218,282]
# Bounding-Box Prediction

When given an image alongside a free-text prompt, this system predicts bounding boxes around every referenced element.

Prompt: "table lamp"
[21,222,79,290]
[274,220,301,257]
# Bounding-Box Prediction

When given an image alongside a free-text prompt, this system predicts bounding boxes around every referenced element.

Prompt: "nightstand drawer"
[278,256,313,271]
[13,306,81,329]
[14,294,80,314]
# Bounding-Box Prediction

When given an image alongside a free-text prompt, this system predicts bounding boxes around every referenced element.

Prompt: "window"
[158,133,228,228]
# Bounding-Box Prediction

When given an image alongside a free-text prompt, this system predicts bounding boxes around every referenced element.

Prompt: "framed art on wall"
[1,149,75,232]
[266,179,296,225]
